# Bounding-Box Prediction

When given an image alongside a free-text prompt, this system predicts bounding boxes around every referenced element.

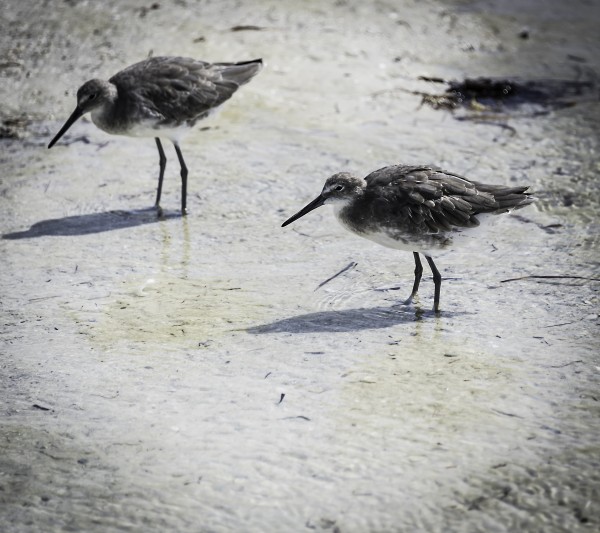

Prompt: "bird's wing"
[110,57,253,125]
[365,165,498,233]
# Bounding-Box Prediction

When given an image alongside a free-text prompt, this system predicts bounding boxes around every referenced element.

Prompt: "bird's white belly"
[356,231,436,255]
[90,114,187,142]
[335,209,501,256]
[90,104,222,142]
[122,121,189,141]
[334,204,506,255]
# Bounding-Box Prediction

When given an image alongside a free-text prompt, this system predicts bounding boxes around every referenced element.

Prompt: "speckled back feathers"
[105,56,263,130]
[353,164,534,235]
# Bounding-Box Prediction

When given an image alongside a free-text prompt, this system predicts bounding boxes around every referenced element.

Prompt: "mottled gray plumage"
[282,164,535,312]
[103,57,263,132]
[343,164,533,244]
[48,56,263,214]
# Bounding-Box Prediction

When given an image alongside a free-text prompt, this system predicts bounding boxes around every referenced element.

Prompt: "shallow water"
[1,1,599,532]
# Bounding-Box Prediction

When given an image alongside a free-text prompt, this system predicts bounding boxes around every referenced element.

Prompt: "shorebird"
[48,56,263,214]
[282,165,535,312]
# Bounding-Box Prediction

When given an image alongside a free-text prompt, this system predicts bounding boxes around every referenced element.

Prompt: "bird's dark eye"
[88,93,97,101]
[334,184,344,191]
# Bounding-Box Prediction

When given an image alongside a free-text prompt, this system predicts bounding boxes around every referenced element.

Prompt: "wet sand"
[1,1,599,531]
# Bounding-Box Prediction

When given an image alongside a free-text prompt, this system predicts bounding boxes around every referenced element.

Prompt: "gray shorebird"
[48,56,263,214]
[282,165,535,313]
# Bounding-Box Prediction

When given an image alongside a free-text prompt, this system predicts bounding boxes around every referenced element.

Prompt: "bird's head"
[320,173,364,205]
[75,79,114,114]
[48,79,114,149]
[281,172,364,227]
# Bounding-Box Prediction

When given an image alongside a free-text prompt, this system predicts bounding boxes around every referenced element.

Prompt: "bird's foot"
[403,293,417,306]
[155,204,165,219]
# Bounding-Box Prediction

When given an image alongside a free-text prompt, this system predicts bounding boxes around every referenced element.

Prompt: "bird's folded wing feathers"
[366,165,499,232]
[110,58,244,123]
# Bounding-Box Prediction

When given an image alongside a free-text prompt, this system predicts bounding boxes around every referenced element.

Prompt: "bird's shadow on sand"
[247,304,461,334]
[2,208,182,239]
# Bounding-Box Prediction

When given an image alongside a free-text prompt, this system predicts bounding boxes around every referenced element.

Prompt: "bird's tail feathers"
[493,188,536,214]
[471,182,535,214]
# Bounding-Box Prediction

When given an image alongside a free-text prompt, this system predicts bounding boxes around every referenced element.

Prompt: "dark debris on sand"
[416,76,598,113]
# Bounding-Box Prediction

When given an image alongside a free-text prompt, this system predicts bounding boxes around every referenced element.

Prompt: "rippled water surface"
[1,1,599,531]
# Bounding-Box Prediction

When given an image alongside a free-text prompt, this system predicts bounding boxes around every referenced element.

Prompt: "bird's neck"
[90,84,120,133]
[332,191,362,220]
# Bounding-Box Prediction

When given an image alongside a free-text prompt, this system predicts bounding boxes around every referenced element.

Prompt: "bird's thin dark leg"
[154,138,166,215]
[425,255,442,313]
[173,142,188,215]
[404,252,423,305]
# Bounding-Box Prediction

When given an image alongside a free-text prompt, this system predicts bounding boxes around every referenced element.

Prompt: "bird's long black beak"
[281,195,325,227]
[48,106,84,148]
